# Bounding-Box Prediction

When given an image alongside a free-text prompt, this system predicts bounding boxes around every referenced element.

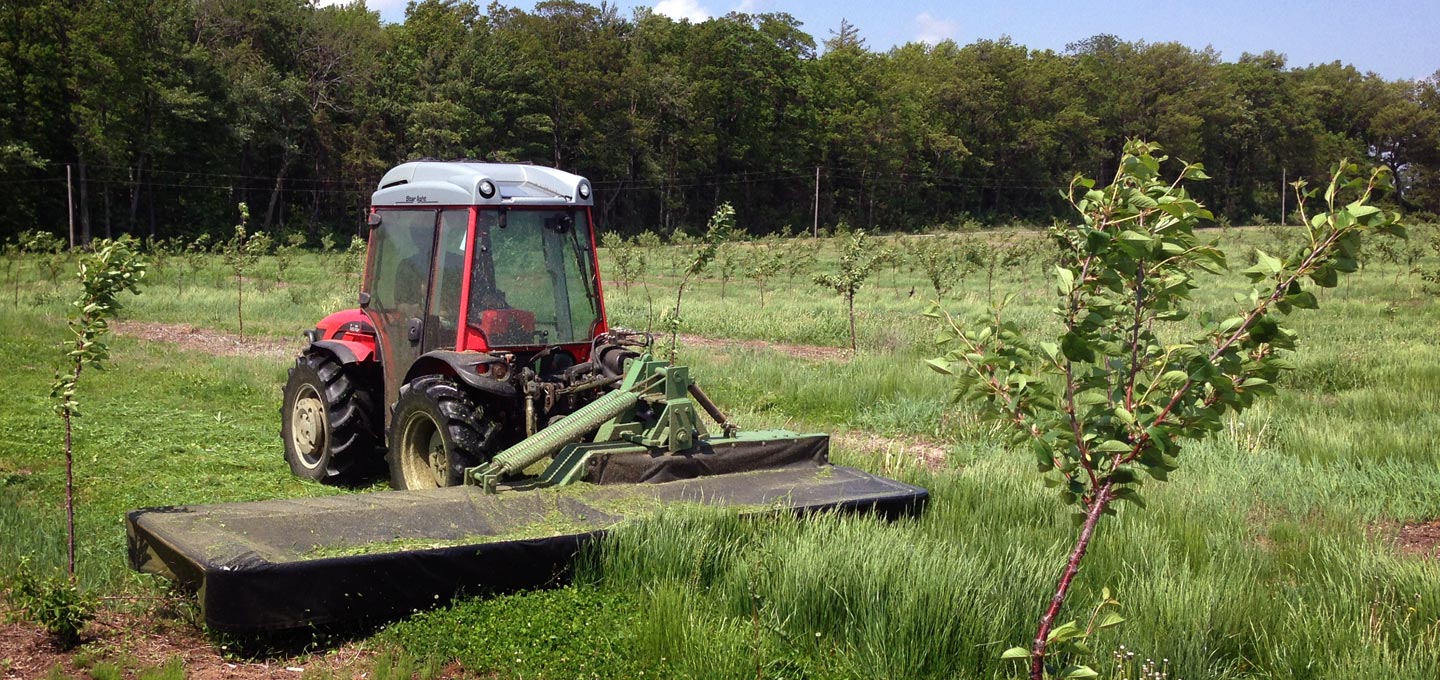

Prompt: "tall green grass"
[0,225,1437,677]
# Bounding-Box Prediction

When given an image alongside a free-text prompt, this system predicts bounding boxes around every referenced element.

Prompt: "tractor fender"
[314,308,374,340]
[405,350,517,400]
[310,339,376,365]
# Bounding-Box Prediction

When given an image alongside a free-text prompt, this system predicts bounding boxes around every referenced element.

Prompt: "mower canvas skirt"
[126,434,927,633]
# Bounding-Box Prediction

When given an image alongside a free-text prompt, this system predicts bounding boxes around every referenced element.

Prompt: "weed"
[369,651,443,680]
[8,557,95,650]
[380,586,663,679]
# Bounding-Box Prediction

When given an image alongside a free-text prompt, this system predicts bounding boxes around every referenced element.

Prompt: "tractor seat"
[477,308,536,344]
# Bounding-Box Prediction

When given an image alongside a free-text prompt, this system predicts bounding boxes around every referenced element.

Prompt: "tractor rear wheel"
[281,351,380,485]
[388,376,499,489]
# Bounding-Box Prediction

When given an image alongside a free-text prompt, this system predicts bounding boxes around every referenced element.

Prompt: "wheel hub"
[290,388,326,468]
[427,433,448,486]
[400,415,449,489]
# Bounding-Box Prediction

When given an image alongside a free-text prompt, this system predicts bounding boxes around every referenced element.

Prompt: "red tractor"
[128,161,926,633]
[281,160,637,489]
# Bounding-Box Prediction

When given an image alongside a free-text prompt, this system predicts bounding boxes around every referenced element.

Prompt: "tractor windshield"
[471,208,601,347]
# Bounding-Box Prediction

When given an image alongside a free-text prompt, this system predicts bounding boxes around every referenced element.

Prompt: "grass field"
[0,224,1438,678]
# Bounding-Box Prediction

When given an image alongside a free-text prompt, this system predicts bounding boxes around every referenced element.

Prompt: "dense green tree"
[1,3,1435,242]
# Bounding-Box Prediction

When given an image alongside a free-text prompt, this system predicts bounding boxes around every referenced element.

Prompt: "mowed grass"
[0,224,1437,678]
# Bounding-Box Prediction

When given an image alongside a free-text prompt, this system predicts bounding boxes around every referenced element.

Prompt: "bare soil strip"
[1396,519,1440,559]
[834,431,949,471]
[676,333,848,361]
[0,610,377,679]
[110,321,301,360]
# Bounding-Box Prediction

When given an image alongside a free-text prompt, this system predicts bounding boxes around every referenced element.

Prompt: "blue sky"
[348,0,1438,81]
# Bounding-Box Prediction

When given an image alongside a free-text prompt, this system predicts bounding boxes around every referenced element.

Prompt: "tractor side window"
[424,210,469,350]
[366,209,438,404]
[561,210,600,339]
[367,210,437,316]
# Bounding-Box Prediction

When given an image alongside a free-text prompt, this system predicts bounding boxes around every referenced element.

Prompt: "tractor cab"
[361,162,608,411]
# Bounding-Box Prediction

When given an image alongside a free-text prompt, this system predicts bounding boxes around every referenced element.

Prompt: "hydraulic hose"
[485,388,640,477]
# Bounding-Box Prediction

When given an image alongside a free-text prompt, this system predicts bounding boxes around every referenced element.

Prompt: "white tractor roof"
[371,161,593,207]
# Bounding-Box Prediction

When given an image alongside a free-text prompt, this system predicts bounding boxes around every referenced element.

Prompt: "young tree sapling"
[926,141,1402,679]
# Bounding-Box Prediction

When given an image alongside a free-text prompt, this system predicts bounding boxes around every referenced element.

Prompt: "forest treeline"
[3,0,1438,244]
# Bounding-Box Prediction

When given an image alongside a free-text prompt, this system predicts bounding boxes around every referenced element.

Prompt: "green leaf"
[1107,467,1137,484]
[1311,265,1338,288]
[1056,266,1075,295]
[1286,290,1318,309]
[1039,342,1060,362]
[1000,647,1032,660]
[925,358,953,375]
[1348,204,1380,218]
[1047,620,1082,643]
[1113,406,1135,425]
[1033,439,1055,471]
[1094,439,1132,453]
[1157,370,1189,387]
[1377,223,1407,238]
[1061,332,1094,362]
[1097,611,1125,629]
[1112,487,1147,508]
[1254,249,1283,274]
[1058,665,1100,679]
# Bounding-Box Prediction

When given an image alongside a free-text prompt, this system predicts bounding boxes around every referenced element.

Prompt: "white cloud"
[654,0,713,23]
[913,12,960,45]
[733,0,761,13]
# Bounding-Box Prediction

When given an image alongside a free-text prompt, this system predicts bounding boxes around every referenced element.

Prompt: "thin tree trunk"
[129,154,146,231]
[148,179,156,239]
[103,180,111,239]
[236,274,244,340]
[264,164,287,231]
[77,158,91,245]
[64,408,75,579]
[868,174,876,230]
[846,292,856,352]
[310,186,321,227]
[1029,482,1115,680]
[62,359,83,580]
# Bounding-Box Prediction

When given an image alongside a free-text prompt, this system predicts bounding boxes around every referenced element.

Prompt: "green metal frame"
[465,353,717,493]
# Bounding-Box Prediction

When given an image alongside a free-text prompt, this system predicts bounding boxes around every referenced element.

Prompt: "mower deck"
[127,464,926,633]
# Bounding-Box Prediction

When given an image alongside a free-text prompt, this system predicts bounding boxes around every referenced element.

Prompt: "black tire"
[281,351,380,485]
[387,375,501,490]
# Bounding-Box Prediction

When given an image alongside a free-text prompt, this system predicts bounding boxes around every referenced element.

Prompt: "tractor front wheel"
[388,376,498,489]
[281,351,380,485]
